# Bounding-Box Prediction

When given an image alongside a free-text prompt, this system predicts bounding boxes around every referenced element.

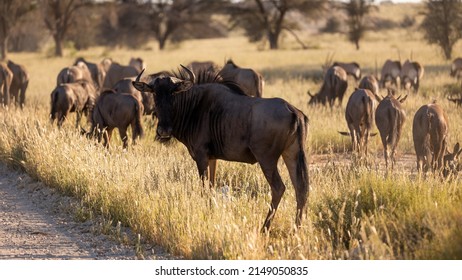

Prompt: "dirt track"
[0,163,173,260]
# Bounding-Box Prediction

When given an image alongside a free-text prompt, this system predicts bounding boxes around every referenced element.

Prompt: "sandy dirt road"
[0,163,172,260]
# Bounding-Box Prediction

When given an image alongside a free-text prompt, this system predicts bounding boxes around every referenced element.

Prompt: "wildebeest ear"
[132,81,153,93]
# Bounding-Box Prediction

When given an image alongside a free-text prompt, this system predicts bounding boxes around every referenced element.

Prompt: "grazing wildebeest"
[50,80,98,128]
[0,62,13,107]
[333,62,362,82]
[375,91,407,169]
[450,57,462,80]
[102,59,143,89]
[358,75,380,101]
[412,102,451,173]
[218,59,264,97]
[443,143,462,177]
[340,88,377,158]
[308,65,348,107]
[57,62,93,86]
[380,59,401,89]
[187,61,220,76]
[74,57,106,89]
[86,89,144,149]
[400,59,424,93]
[447,97,462,106]
[7,60,29,109]
[132,66,309,232]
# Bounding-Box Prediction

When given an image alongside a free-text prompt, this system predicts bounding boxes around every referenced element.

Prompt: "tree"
[41,0,88,57]
[421,0,462,60]
[0,0,36,59]
[228,0,326,50]
[343,0,375,50]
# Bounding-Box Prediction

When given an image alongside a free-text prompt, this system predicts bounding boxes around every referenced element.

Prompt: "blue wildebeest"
[308,65,348,107]
[450,57,462,80]
[218,59,264,97]
[412,102,460,174]
[50,80,98,128]
[339,88,377,158]
[7,60,29,109]
[132,66,309,232]
[86,89,144,149]
[74,57,106,90]
[102,58,144,89]
[375,91,407,169]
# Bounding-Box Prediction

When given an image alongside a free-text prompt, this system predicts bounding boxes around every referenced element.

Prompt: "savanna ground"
[1,3,462,259]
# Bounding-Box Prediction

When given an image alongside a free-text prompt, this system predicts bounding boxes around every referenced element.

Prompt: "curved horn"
[135,68,145,82]
[180,64,195,83]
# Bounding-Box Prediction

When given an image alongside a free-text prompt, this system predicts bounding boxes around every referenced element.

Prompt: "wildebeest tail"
[363,95,374,130]
[293,109,309,207]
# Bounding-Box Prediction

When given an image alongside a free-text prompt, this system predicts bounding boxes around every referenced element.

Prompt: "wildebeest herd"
[1,55,462,231]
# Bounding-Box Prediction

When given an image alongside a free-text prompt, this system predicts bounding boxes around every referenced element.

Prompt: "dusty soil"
[0,163,174,260]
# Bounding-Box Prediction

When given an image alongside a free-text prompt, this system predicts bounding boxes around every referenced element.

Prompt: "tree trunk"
[54,34,63,57]
[158,37,166,50]
[1,36,8,60]
[268,32,278,50]
[355,40,360,50]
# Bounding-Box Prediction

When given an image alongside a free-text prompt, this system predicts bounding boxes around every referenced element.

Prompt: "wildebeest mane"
[172,67,249,96]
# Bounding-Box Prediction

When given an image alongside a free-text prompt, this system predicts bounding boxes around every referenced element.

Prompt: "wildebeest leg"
[208,159,217,188]
[75,111,82,128]
[103,128,113,148]
[195,156,210,187]
[119,127,128,149]
[20,81,28,109]
[259,160,286,232]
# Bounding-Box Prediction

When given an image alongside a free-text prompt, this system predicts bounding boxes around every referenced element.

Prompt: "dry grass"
[1,4,462,259]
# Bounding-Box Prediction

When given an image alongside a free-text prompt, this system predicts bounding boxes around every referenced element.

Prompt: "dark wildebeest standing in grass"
[132,66,309,232]
[74,57,106,90]
[380,59,401,89]
[450,57,462,80]
[308,65,348,107]
[375,91,407,169]
[87,89,144,149]
[340,88,376,158]
[50,80,98,128]
[0,62,13,107]
[7,60,29,109]
[412,102,461,174]
[219,59,264,97]
[400,59,424,94]
[102,58,144,89]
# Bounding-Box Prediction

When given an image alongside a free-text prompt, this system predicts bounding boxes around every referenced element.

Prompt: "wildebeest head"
[443,143,462,177]
[132,66,195,141]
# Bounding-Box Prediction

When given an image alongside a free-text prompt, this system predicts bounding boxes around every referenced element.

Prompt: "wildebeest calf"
[50,80,97,128]
[375,92,407,169]
[87,90,144,149]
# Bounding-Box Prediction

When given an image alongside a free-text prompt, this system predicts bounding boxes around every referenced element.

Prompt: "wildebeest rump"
[333,61,361,82]
[74,57,106,89]
[375,92,407,169]
[132,66,309,232]
[341,88,376,158]
[308,65,348,107]
[450,57,462,80]
[412,102,449,172]
[400,59,424,93]
[7,60,29,109]
[358,75,380,101]
[0,62,13,107]
[380,59,401,89]
[50,80,97,128]
[57,63,93,86]
[102,60,142,89]
[87,89,144,149]
[218,59,264,97]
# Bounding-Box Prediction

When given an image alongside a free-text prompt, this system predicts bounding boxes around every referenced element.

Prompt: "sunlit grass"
[2,10,462,259]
